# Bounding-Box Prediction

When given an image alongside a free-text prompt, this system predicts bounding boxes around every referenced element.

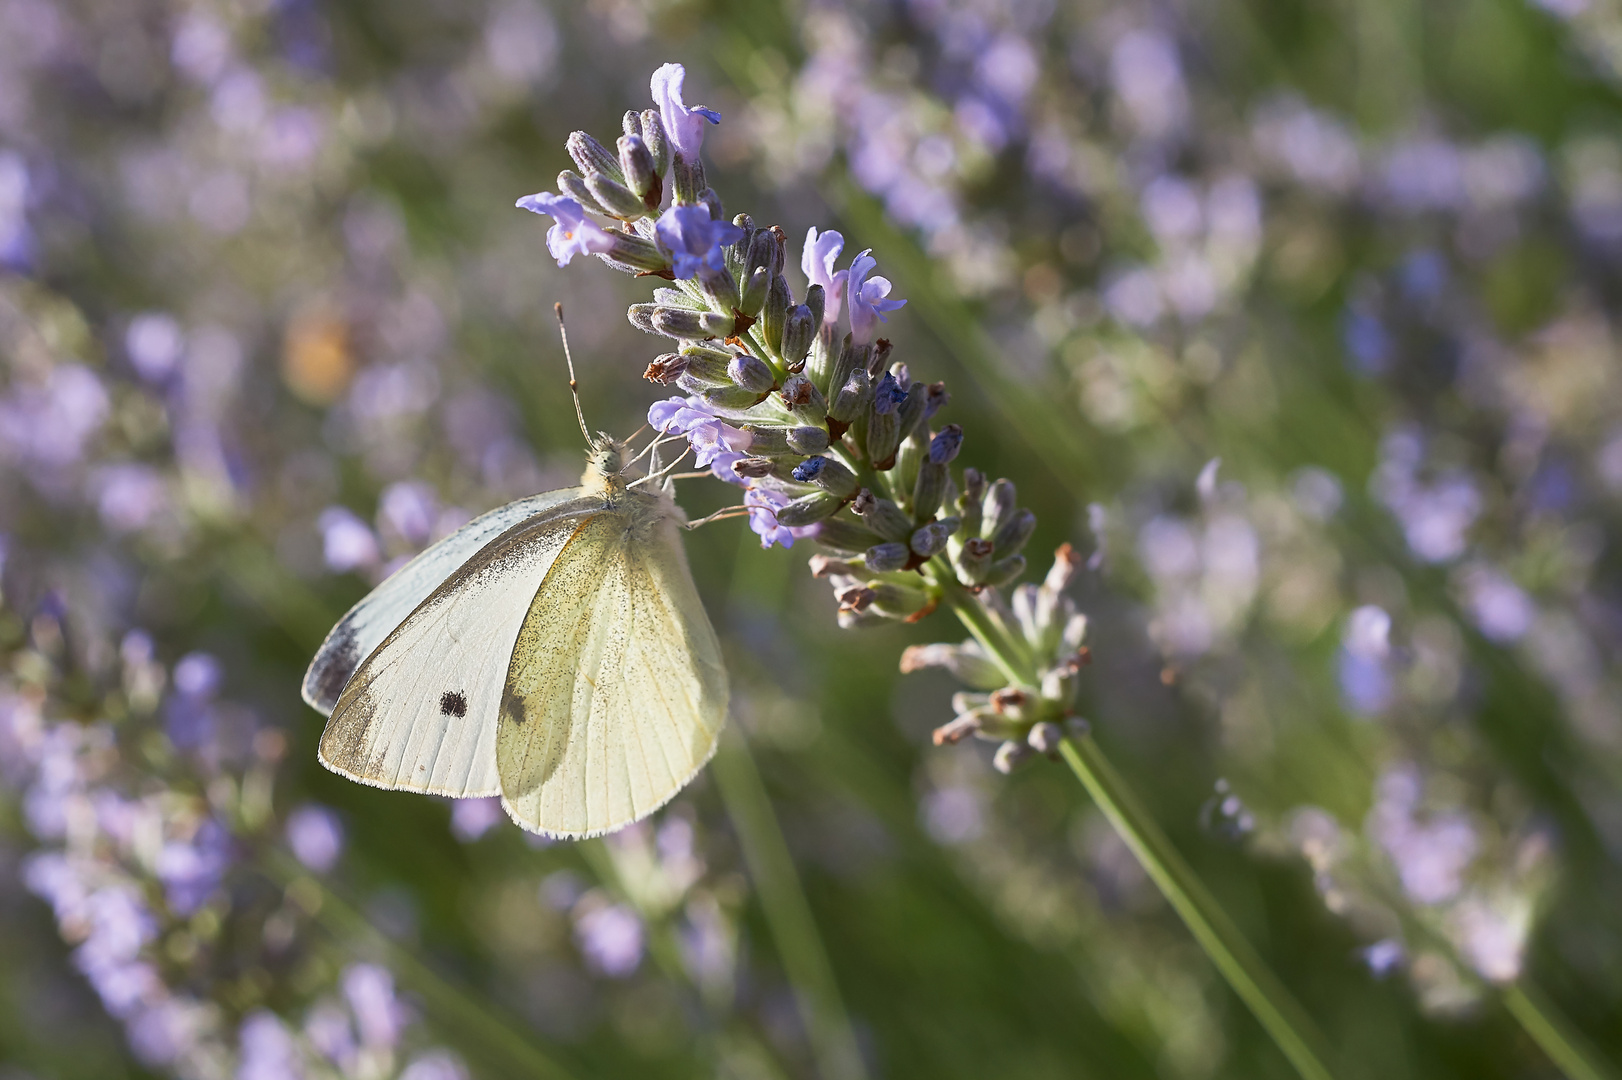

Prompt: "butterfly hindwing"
[316,492,605,797]
[302,488,586,716]
[496,490,729,838]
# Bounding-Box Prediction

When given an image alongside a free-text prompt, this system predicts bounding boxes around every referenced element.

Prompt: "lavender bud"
[617,134,661,207]
[671,152,704,204]
[747,228,779,282]
[809,554,861,577]
[676,370,728,395]
[923,381,950,419]
[864,542,910,573]
[991,508,1037,557]
[730,457,776,479]
[804,282,826,328]
[567,130,622,182]
[738,428,794,456]
[993,740,1033,775]
[855,493,914,542]
[623,109,641,138]
[775,491,845,527]
[731,213,755,263]
[1040,667,1077,710]
[836,584,876,613]
[639,108,670,175]
[643,353,689,384]
[736,267,768,319]
[983,479,1017,538]
[893,432,924,503]
[652,306,734,340]
[872,373,907,415]
[780,306,815,370]
[910,516,959,559]
[769,225,788,276]
[558,170,610,216]
[827,367,871,426]
[697,264,739,313]
[811,515,885,555]
[870,581,930,619]
[820,335,867,401]
[1028,722,1064,753]
[929,425,963,465]
[896,383,928,439]
[699,384,767,410]
[913,461,948,521]
[900,641,1006,690]
[762,274,792,356]
[728,352,775,394]
[984,554,1027,587]
[792,455,857,497]
[699,187,725,222]
[628,304,659,335]
[866,407,900,469]
[602,231,668,272]
[955,536,994,583]
[586,171,649,220]
[786,426,830,455]
[868,338,894,377]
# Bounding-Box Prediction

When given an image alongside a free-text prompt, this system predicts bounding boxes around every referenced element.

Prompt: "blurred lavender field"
[2,0,1621,1077]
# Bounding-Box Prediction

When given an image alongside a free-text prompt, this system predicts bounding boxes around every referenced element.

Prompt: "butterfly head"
[583,432,629,492]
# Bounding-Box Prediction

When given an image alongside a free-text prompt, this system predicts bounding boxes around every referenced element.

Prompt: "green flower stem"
[260,852,578,1080]
[710,729,869,1080]
[935,584,1340,1080]
[1502,983,1618,1080]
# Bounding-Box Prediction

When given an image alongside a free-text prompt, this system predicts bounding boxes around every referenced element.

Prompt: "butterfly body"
[303,442,728,838]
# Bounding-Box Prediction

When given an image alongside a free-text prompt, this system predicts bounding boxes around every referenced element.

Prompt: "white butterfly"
[303,319,728,838]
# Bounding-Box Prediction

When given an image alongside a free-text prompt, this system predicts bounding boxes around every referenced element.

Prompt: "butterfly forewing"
[317,492,605,797]
[302,488,586,715]
[497,491,728,838]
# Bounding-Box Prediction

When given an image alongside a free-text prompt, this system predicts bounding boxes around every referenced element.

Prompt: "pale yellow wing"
[317,493,604,797]
[496,492,728,838]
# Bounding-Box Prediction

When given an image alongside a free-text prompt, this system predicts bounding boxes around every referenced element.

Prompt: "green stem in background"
[260,852,578,1080]
[937,591,1340,1080]
[710,731,870,1080]
[1502,984,1619,1080]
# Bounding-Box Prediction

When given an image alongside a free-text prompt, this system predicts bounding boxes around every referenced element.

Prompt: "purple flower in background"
[342,963,404,1049]
[655,205,744,279]
[648,396,752,468]
[0,364,109,468]
[401,1052,473,1080]
[651,62,720,159]
[846,249,906,344]
[379,480,438,547]
[449,797,505,842]
[156,819,230,914]
[318,507,380,572]
[174,652,223,698]
[515,192,618,267]
[238,1012,300,1080]
[304,1001,357,1071]
[95,465,169,534]
[574,902,644,977]
[125,313,186,382]
[802,227,848,325]
[287,803,345,873]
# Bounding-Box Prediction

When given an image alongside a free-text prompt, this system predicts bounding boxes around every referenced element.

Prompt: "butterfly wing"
[302,488,586,715]
[316,492,605,797]
[496,492,729,838]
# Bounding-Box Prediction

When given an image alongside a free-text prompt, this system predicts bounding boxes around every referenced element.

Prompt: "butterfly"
[302,312,728,839]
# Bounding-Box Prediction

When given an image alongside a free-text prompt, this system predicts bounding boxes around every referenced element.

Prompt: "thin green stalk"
[260,852,578,1080]
[1502,983,1618,1080]
[936,591,1340,1080]
[711,730,869,1080]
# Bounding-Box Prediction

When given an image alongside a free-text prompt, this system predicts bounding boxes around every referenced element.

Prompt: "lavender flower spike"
[515,192,618,267]
[802,227,848,325]
[651,62,721,159]
[655,205,745,279]
[847,248,907,344]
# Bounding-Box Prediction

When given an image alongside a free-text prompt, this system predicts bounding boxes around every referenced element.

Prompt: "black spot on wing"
[439,690,468,718]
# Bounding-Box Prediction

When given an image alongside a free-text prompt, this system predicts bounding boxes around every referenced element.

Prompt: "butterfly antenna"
[554,303,591,446]
[629,441,694,489]
[684,504,757,530]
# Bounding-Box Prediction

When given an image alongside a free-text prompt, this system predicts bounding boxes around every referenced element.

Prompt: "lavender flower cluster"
[520,63,1092,771]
